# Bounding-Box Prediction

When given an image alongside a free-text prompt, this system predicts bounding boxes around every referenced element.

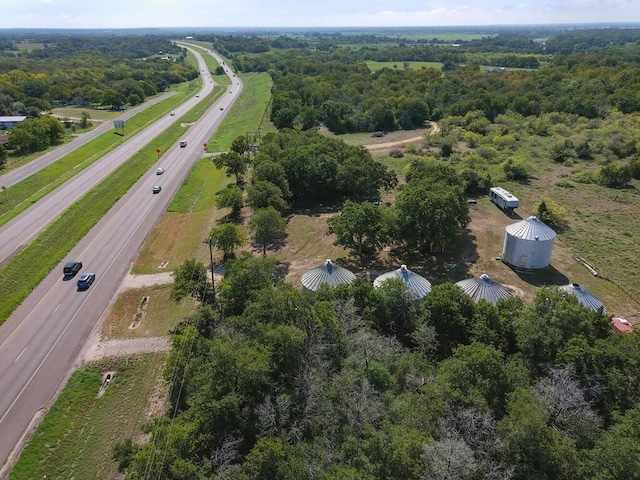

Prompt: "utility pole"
[204,238,216,304]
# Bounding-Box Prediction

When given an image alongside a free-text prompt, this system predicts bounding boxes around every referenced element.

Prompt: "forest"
[206,28,640,134]
[116,256,640,480]
[110,28,640,479]
[0,35,198,118]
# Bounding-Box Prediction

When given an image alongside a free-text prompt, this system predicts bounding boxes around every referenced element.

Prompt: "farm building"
[301,259,355,292]
[373,264,432,299]
[455,274,513,305]
[0,116,27,130]
[502,216,556,270]
[560,283,606,312]
[611,317,634,334]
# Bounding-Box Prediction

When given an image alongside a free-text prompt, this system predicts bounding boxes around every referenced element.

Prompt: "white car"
[170,111,175,116]
[156,168,165,175]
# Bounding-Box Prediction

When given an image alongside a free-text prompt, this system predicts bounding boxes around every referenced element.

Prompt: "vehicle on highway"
[170,111,175,116]
[77,272,96,290]
[63,261,83,277]
[196,94,200,98]
[180,140,187,147]
[156,167,165,175]
[220,107,224,111]
[152,185,162,194]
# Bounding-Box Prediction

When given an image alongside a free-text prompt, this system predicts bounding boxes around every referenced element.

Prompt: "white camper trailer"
[489,187,520,211]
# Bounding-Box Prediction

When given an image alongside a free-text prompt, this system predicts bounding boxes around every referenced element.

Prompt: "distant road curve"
[365,121,440,150]
[0,91,176,189]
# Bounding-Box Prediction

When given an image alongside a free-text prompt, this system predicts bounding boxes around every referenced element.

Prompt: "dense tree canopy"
[117,264,640,479]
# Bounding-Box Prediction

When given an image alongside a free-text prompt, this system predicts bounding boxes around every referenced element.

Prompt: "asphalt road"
[0,91,176,189]
[0,46,243,474]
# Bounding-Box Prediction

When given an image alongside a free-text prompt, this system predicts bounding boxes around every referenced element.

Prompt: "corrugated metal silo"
[455,274,513,305]
[502,216,556,270]
[373,264,432,299]
[560,283,606,312]
[301,259,356,292]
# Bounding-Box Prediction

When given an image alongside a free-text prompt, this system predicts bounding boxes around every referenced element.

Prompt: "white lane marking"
[14,347,27,363]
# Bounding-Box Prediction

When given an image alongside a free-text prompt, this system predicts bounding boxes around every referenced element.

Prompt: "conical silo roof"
[301,259,356,292]
[373,264,432,299]
[455,274,513,305]
[560,283,606,312]
[505,216,556,241]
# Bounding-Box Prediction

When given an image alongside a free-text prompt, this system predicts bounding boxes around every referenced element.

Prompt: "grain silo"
[455,274,513,305]
[560,283,606,312]
[373,264,432,299]
[301,259,356,292]
[502,216,556,270]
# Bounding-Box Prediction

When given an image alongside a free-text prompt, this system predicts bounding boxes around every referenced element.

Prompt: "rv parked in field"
[489,187,519,211]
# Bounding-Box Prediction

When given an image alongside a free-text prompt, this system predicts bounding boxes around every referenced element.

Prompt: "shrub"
[537,198,567,230]
[502,159,529,181]
[599,162,632,188]
[630,158,640,180]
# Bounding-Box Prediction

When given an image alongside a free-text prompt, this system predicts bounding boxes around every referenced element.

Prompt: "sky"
[0,0,639,29]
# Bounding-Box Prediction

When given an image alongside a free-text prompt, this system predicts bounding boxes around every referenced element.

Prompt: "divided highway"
[0,46,243,474]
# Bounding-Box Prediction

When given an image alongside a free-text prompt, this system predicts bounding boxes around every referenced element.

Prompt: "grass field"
[366,60,443,72]
[100,285,195,339]
[206,72,275,152]
[9,354,168,480]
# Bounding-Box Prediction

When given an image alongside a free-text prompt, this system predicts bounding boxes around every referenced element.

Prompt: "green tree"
[230,134,249,156]
[499,388,580,480]
[252,160,291,200]
[218,254,279,316]
[514,287,609,372]
[213,151,247,185]
[171,258,214,304]
[215,185,244,218]
[336,149,397,201]
[327,201,387,262]
[437,342,510,416]
[249,207,287,255]
[247,180,286,211]
[242,437,308,480]
[420,283,475,358]
[209,223,245,260]
[585,408,640,480]
[393,183,469,253]
[79,110,91,129]
[0,143,6,168]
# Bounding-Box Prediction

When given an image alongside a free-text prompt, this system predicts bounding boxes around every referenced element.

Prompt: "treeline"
[115,255,640,479]
[0,35,198,116]
[222,40,640,133]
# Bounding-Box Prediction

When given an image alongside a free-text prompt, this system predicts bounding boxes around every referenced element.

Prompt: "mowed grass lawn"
[9,354,168,480]
[100,285,196,339]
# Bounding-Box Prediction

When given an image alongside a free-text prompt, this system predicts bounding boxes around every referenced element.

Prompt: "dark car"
[77,272,96,290]
[63,261,83,277]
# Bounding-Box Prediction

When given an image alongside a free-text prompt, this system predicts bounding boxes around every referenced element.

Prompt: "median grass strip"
[9,353,168,480]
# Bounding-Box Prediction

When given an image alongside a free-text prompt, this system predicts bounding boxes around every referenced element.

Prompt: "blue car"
[77,272,96,290]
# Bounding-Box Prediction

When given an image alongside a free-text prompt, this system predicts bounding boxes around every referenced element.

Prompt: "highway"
[0,46,243,474]
[0,91,176,189]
